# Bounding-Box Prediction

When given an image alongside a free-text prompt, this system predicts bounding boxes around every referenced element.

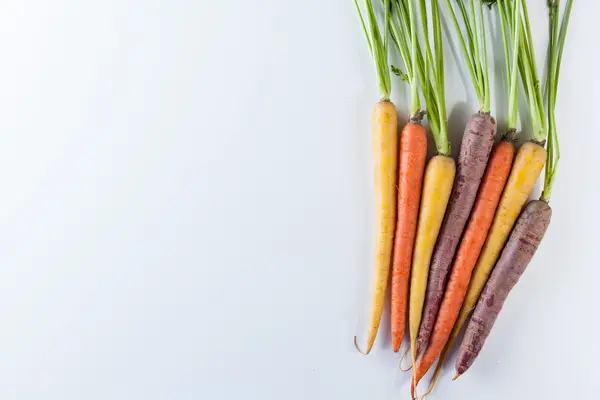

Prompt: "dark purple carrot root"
[416,112,496,354]
[454,200,552,378]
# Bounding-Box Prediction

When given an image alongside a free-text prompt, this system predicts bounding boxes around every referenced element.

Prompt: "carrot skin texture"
[441,140,546,360]
[361,100,399,355]
[455,200,552,377]
[409,155,456,364]
[390,122,428,352]
[416,113,496,354]
[412,139,514,390]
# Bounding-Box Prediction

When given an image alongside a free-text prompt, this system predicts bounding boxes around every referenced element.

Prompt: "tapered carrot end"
[453,364,467,381]
[420,386,434,400]
[353,336,370,355]
[392,334,402,353]
[412,365,425,398]
[399,347,413,372]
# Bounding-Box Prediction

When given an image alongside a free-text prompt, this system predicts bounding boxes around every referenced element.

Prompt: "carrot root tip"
[399,346,413,371]
[353,336,369,355]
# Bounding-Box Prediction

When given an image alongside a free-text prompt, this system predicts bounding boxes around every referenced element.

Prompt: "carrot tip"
[353,336,369,355]
[399,346,413,371]
[452,373,461,381]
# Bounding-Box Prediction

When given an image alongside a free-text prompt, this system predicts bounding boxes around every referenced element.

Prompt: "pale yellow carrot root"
[355,100,399,355]
[409,155,456,366]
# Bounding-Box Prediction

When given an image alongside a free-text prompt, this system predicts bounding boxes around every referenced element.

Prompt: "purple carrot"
[454,200,552,378]
[416,112,496,354]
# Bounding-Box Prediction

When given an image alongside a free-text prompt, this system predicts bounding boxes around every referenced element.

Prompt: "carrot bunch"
[351,0,574,397]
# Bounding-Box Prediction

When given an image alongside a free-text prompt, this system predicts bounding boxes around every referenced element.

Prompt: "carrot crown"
[541,0,573,202]
[442,0,491,114]
[417,0,450,155]
[354,0,393,101]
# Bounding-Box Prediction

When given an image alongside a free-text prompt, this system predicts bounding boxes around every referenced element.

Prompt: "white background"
[0,0,596,399]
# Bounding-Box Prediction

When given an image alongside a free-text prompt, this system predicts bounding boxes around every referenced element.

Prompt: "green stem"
[520,0,546,140]
[432,0,449,154]
[469,0,483,97]
[354,0,373,55]
[392,0,440,128]
[389,3,413,79]
[408,0,420,117]
[390,0,421,116]
[542,0,573,202]
[418,0,440,105]
[417,0,449,155]
[418,0,440,144]
[456,1,476,63]
[504,0,546,142]
[479,2,490,112]
[392,0,441,132]
[356,0,392,100]
[383,0,390,51]
[553,0,573,106]
[442,0,484,110]
[497,1,511,101]
[505,0,521,131]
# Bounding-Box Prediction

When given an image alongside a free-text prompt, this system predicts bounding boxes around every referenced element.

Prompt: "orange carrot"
[390,121,427,352]
[411,139,514,393]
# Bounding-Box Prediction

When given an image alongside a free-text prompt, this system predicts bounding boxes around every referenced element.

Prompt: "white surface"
[0,0,595,399]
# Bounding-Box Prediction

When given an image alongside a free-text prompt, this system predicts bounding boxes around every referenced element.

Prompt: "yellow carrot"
[354,100,399,355]
[438,140,546,365]
[409,155,455,365]
[353,0,398,355]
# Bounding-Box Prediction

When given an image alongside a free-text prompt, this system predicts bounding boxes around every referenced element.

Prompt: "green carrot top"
[491,0,522,134]
[504,0,547,143]
[418,0,450,155]
[442,0,492,114]
[354,0,393,101]
[389,0,421,120]
[541,0,573,202]
[387,0,449,154]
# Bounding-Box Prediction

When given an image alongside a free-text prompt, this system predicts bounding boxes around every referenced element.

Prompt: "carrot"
[414,0,524,393]
[454,0,573,379]
[455,200,552,377]
[409,154,455,359]
[390,122,427,351]
[399,1,457,396]
[352,0,398,355]
[416,0,497,356]
[412,139,514,391]
[388,0,428,353]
